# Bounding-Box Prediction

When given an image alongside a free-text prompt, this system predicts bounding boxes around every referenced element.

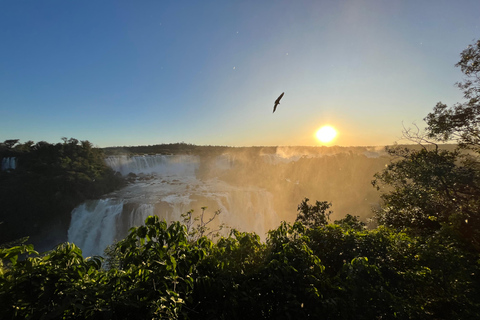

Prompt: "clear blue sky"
[1,0,479,147]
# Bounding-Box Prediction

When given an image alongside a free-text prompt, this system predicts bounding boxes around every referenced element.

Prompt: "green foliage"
[0,243,104,319]
[295,197,332,228]
[103,216,208,319]
[373,39,480,252]
[425,39,480,149]
[181,207,226,242]
[373,147,480,238]
[189,230,266,319]
[1,209,479,319]
[0,216,212,319]
[0,138,125,247]
[306,224,480,319]
[334,214,366,231]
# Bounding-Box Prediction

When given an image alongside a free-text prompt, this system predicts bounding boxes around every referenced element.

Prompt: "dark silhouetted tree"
[374,40,480,251]
[295,198,332,228]
[425,39,480,149]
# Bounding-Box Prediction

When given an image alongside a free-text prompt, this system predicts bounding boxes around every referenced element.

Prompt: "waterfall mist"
[68,146,391,257]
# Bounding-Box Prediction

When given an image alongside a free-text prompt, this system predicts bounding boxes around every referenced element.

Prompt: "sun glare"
[316,126,337,144]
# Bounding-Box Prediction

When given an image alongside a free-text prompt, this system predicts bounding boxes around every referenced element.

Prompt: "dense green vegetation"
[1,203,478,319]
[1,40,480,319]
[0,138,125,248]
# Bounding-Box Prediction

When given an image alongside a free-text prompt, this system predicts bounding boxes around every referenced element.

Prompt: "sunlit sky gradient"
[1,1,479,147]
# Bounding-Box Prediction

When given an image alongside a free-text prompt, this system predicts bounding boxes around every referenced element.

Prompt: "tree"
[373,40,480,251]
[334,214,366,231]
[425,39,480,149]
[2,139,19,149]
[0,138,125,247]
[295,198,332,229]
[373,147,480,239]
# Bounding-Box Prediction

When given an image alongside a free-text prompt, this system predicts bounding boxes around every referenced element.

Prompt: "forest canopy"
[0,138,125,248]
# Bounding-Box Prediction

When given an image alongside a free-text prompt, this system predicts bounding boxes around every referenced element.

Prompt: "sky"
[1,0,479,148]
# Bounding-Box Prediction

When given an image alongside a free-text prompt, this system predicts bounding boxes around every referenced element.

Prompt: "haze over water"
[67,146,390,256]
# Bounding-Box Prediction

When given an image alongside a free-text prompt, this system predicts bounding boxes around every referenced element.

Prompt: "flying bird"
[273,92,284,113]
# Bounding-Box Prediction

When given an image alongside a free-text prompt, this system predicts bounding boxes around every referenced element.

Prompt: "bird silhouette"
[273,92,284,113]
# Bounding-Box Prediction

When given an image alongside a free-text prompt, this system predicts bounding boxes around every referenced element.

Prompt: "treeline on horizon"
[102,141,457,157]
[102,142,350,158]
[1,40,480,319]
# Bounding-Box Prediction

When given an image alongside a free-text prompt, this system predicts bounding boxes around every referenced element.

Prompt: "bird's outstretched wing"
[273,92,284,113]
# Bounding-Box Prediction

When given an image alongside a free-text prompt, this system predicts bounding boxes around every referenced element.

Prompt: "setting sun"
[316,126,337,144]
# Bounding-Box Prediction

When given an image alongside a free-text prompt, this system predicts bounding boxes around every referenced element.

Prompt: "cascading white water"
[68,154,280,257]
[105,154,199,176]
[68,149,389,257]
[1,157,16,171]
[68,199,125,257]
[68,199,155,257]
[212,186,277,236]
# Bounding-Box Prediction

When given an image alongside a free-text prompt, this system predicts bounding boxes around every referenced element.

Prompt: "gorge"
[67,146,391,257]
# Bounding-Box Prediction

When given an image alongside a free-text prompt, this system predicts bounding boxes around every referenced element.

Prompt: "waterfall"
[68,199,124,257]
[1,157,16,171]
[66,149,388,257]
[211,187,277,237]
[67,199,156,257]
[67,154,280,257]
[105,154,199,176]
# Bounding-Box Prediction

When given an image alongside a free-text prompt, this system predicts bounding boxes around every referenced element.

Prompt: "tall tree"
[374,40,480,251]
[425,39,480,149]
